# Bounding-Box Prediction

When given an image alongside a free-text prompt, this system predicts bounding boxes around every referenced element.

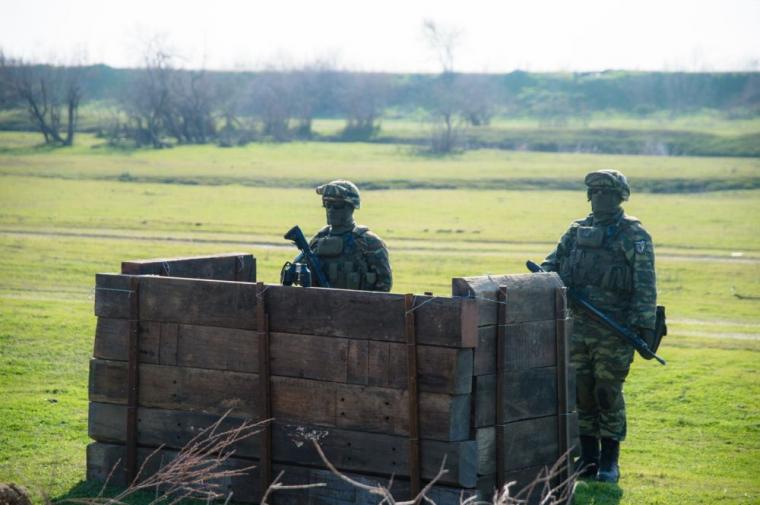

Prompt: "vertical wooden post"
[554,287,571,483]
[496,286,507,487]
[257,282,272,499]
[125,276,141,483]
[404,294,421,499]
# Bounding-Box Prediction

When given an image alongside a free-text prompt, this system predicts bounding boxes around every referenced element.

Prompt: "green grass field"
[0,131,758,504]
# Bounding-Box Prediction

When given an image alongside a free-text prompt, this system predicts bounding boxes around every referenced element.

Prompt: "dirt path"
[2,228,759,264]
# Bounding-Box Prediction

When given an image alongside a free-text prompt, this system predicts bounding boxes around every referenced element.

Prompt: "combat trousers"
[570,315,635,441]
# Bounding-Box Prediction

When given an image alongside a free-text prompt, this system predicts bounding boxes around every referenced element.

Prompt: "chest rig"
[311,226,378,290]
[560,216,634,296]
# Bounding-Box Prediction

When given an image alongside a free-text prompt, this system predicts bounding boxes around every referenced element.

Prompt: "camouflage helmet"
[584,169,630,201]
[316,179,361,209]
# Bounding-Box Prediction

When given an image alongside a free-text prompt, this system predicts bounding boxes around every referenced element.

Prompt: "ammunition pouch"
[314,236,344,257]
[652,305,667,353]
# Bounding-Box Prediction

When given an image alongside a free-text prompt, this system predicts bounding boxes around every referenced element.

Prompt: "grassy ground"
[0,131,758,504]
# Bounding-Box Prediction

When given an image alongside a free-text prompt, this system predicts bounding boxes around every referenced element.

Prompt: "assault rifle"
[281,225,331,288]
[526,260,666,365]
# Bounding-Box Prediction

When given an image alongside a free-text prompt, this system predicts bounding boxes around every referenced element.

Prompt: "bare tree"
[421,20,466,153]
[290,58,339,138]
[0,53,84,146]
[339,72,389,140]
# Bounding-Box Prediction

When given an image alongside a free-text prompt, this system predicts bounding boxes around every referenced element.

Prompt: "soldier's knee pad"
[575,373,596,411]
[594,380,623,412]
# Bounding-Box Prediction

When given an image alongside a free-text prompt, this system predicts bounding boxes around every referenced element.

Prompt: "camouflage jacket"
[309,225,392,292]
[542,212,657,329]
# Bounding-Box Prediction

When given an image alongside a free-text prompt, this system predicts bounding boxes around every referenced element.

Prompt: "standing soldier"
[541,170,657,483]
[303,179,392,291]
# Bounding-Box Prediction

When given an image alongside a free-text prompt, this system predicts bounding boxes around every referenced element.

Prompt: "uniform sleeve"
[363,233,393,292]
[541,225,575,273]
[626,226,657,329]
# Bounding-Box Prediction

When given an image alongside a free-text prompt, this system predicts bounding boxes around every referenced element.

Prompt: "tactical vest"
[559,216,636,298]
[311,226,378,290]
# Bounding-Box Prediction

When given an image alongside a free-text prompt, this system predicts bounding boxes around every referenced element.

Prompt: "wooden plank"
[95,275,477,348]
[121,252,256,282]
[473,320,558,376]
[87,442,479,504]
[88,402,478,487]
[404,293,421,498]
[94,274,133,319]
[554,287,571,484]
[477,415,565,474]
[474,367,577,427]
[94,319,473,394]
[88,359,470,441]
[452,272,563,326]
[474,368,558,427]
[257,281,272,497]
[125,276,140,483]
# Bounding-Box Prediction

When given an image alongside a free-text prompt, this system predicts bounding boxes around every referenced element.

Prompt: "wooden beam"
[88,402,478,487]
[404,293,421,498]
[473,320,557,376]
[256,282,272,499]
[476,414,578,475]
[89,359,471,441]
[87,442,480,504]
[125,277,140,484]
[93,318,473,395]
[95,275,477,348]
[121,253,255,282]
[555,286,571,483]
[451,273,564,327]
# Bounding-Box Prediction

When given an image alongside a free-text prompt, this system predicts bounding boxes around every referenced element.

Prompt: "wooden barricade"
[87,254,576,504]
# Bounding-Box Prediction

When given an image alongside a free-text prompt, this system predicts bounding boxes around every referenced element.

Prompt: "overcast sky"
[2,0,759,72]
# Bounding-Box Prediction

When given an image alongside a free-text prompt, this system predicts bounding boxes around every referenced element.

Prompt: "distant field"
[1,132,759,192]
[0,131,758,504]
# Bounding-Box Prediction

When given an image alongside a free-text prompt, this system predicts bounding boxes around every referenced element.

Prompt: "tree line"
[1,49,758,153]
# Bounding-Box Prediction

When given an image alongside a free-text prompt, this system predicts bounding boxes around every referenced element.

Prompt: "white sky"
[1,0,759,72]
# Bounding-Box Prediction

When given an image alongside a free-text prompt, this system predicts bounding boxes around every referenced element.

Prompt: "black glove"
[635,326,656,358]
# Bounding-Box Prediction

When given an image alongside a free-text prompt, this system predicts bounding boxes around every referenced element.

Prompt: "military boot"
[575,435,600,478]
[597,438,621,483]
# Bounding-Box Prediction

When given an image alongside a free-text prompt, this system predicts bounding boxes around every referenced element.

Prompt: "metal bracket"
[404,293,421,499]
[257,282,273,499]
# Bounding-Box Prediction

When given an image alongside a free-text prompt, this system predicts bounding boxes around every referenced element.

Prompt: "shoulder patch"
[635,240,648,254]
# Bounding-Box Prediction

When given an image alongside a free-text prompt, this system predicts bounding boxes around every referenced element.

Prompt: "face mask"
[324,201,355,232]
[589,189,623,222]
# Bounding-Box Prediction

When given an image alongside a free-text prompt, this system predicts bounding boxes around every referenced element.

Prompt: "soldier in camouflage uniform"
[541,170,657,483]
[307,180,392,292]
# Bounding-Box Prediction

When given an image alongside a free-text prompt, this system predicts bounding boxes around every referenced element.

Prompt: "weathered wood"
[452,273,563,326]
[94,318,473,394]
[89,359,470,441]
[125,276,140,483]
[256,281,272,498]
[474,367,577,427]
[554,287,571,484]
[95,275,477,347]
[473,320,558,376]
[121,253,256,282]
[87,442,479,504]
[477,414,578,474]
[404,293,421,498]
[475,368,557,427]
[88,402,478,487]
[495,286,507,486]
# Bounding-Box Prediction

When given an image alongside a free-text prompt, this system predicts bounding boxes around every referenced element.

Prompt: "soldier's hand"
[635,326,656,357]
